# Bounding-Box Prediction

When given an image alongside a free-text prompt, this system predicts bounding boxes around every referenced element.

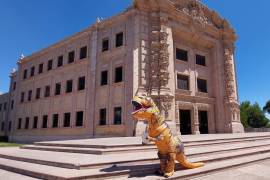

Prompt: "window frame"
[177,74,190,90]
[115,32,124,47]
[33,116,38,129]
[80,46,87,59]
[44,85,50,97]
[57,55,63,67]
[99,108,107,126]
[114,66,123,83]
[102,38,109,52]
[114,107,122,125]
[101,70,108,86]
[52,114,59,128]
[176,48,188,62]
[47,59,53,71]
[197,78,208,93]
[30,66,35,77]
[68,51,75,63]
[196,54,206,66]
[66,80,73,93]
[76,111,84,127]
[78,76,85,91]
[63,112,71,127]
[55,83,61,95]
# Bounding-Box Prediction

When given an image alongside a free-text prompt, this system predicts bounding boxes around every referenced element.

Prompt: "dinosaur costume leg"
[157,152,167,175]
[164,153,176,178]
[176,152,204,169]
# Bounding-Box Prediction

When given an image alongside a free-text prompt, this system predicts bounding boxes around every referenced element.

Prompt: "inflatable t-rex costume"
[132,95,204,177]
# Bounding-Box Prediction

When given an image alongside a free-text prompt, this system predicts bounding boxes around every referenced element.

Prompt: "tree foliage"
[263,100,270,114]
[240,101,269,128]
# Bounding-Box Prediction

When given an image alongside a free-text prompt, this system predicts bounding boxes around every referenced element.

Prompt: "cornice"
[134,0,237,41]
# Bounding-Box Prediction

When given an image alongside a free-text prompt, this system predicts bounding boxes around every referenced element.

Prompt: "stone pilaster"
[193,105,200,134]
[223,44,244,133]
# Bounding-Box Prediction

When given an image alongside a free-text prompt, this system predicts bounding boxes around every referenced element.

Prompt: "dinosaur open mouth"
[132,101,143,115]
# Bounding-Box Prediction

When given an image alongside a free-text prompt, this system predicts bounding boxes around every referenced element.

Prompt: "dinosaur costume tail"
[176,153,204,169]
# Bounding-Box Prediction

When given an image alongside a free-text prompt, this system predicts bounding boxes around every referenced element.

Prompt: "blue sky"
[0,0,269,110]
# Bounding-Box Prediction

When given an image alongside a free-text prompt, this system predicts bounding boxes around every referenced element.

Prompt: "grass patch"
[0,142,22,147]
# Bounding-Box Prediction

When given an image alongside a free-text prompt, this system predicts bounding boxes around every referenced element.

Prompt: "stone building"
[2,0,244,143]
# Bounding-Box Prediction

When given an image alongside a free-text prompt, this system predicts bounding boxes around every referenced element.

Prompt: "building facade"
[1,0,244,143]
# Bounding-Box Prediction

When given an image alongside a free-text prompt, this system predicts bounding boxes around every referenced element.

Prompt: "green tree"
[263,100,270,114]
[240,101,250,128]
[240,101,269,128]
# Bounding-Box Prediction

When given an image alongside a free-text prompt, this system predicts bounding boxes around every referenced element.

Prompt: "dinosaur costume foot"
[176,152,204,169]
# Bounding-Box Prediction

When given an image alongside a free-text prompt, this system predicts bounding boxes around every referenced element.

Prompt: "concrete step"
[33,133,270,149]
[21,136,270,155]
[114,153,270,180]
[2,140,270,169]
[0,150,270,179]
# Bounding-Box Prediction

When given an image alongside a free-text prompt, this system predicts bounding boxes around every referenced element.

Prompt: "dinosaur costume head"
[131,95,160,121]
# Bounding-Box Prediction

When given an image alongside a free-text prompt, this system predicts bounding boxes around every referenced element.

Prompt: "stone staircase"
[0,133,270,179]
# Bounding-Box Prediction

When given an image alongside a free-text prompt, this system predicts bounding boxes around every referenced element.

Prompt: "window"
[13,82,16,91]
[28,90,32,101]
[55,83,61,95]
[23,69,28,79]
[11,100,14,110]
[99,109,106,125]
[176,48,188,61]
[47,59,53,71]
[116,32,124,47]
[63,113,71,127]
[39,63,43,74]
[177,74,189,90]
[197,78,207,93]
[102,38,109,52]
[114,107,122,125]
[1,122,4,131]
[52,114,59,128]
[66,80,73,93]
[80,46,87,59]
[3,103,7,111]
[101,70,108,86]
[57,55,63,67]
[33,116,38,129]
[21,92,25,103]
[18,118,22,129]
[196,55,206,66]
[78,76,85,91]
[25,117,29,129]
[44,86,50,97]
[76,111,84,126]
[0,104,2,111]
[8,121,11,132]
[42,115,48,128]
[30,66,35,77]
[115,67,123,83]
[36,88,41,99]
[68,51,75,63]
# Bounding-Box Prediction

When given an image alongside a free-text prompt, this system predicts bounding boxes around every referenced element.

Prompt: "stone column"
[223,45,244,133]
[193,105,200,134]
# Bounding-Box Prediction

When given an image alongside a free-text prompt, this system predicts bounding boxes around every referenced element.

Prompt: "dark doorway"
[180,110,192,135]
[199,111,209,134]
